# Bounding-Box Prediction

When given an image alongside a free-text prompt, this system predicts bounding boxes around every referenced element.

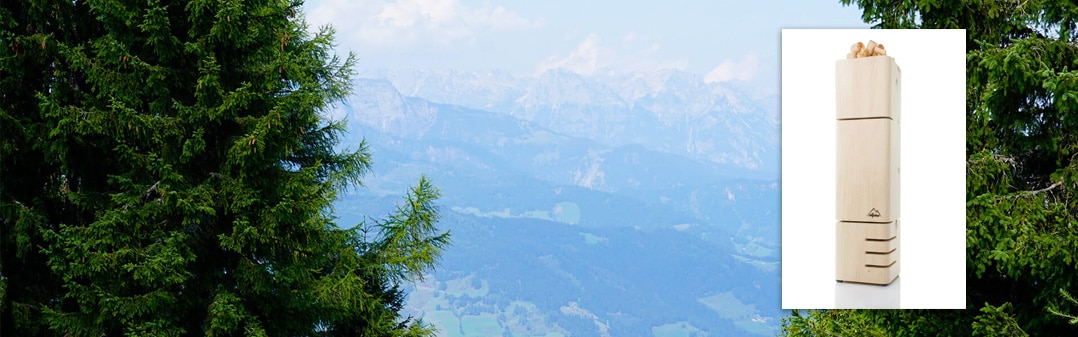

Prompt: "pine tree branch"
[1048,288,1078,325]
[1027,181,1062,195]
[966,153,1016,166]
[1001,181,1063,204]
[142,180,161,201]
[802,312,846,337]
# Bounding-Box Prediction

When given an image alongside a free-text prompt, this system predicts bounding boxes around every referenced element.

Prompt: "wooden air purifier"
[835,45,900,285]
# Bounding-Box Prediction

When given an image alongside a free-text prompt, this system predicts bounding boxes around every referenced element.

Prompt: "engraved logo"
[868,208,881,218]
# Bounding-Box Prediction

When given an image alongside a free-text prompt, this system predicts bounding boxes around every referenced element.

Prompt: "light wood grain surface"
[834,55,901,286]
[836,220,900,285]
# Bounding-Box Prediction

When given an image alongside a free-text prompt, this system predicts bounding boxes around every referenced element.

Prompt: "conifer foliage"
[783,0,1078,335]
[1,0,449,336]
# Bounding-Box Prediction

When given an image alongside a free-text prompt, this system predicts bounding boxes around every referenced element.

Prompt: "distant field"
[460,313,501,336]
[733,235,775,258]
[652,321,703,337]
[450,201,580,225]
[697,292,776,336]
[579,232,608,245]
[698,292,755,320]
[730,234,779,272]
[731,254,780,272]
[408,275,572,337]
[426,310,463,337]
[444,274,489,297]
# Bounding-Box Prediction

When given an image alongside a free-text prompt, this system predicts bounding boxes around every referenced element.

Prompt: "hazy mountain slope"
[331,69,782,336]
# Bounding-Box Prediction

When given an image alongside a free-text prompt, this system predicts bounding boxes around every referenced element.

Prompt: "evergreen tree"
[1,0,449,336]
[783,0,1078,335]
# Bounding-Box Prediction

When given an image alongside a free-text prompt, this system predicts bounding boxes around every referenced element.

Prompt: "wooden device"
[835,53,900,285]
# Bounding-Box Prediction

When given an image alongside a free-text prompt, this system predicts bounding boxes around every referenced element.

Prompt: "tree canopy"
[784,0,1078,335]
[1,0,449,336]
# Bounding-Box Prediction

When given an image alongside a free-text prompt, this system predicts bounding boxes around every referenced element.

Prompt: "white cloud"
[537,34,604,75]
[536,33,688,76]
[379,0,456,27]
[305,0,541,48]
[621,32,651,44]
[704,52,759,83]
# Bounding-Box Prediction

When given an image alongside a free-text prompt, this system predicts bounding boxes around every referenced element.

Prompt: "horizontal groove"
[865,261,897,268]
[837,116,893,121]
[840,220,895,224]
[865,248,897,255]
[865,236,897,242]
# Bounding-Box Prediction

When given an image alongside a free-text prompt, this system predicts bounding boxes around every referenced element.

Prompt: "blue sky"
[303,0,868,90]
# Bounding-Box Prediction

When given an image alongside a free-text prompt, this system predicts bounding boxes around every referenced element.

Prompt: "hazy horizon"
[302,0,868,93]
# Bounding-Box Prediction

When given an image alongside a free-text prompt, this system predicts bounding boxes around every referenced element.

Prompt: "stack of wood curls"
[847,40,887,59]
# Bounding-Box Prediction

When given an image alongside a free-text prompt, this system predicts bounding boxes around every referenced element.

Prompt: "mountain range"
[331,67,783,337]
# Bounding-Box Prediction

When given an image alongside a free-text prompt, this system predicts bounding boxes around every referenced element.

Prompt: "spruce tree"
[1,0,449,336]
[783,0,1078,335]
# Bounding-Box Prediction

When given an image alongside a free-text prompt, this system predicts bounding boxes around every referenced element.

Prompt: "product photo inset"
[834,41,900,286]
